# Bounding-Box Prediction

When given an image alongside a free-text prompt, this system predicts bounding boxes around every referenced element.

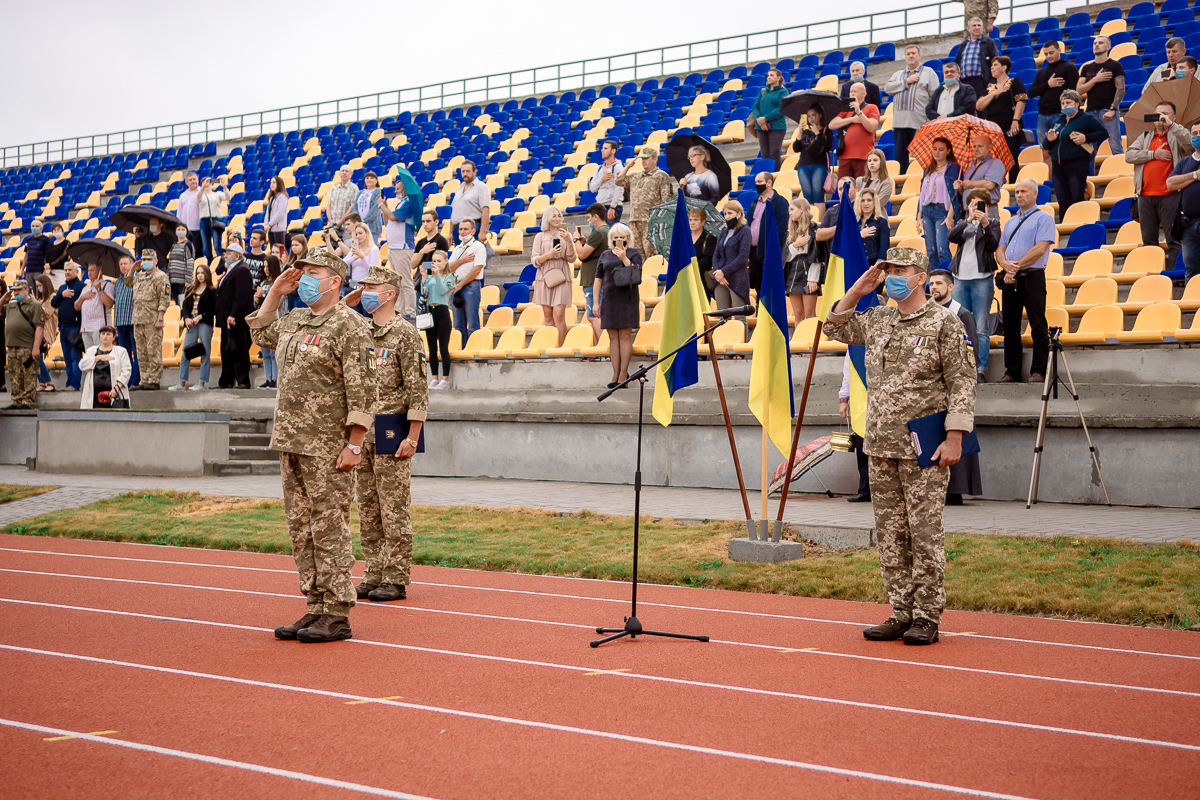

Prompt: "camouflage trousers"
[628,220,657,259]
[355,443,414,586]
[963,0,998,25]
[868,456,950,625]
[5,347,37,407]
[280,452,357,616]
[133,323,164,386]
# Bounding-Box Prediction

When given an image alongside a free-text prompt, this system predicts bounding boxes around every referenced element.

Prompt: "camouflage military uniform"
[823,250,976,626]
[615,149,676,258]
[248,251,376,618]
[4,281,44,408]
[124,250,171,386]
[354,265,429,587]
[961,0,998,27]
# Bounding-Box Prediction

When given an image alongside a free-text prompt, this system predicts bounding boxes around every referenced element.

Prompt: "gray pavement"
[1,465,1196,544]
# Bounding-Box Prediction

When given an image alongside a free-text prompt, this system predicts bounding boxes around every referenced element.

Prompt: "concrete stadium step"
[228,446,275,461]
[229,433,271,448]
[203,459,280,477]
[228,419,268,435]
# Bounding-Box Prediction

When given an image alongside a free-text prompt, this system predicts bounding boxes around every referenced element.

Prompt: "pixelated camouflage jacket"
[823,298,977,459]
[614,168,676,221]
[364,315,429,446]
[123,268,171,324]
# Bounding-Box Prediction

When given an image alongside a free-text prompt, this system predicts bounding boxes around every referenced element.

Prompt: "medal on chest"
[913,335,929,355]
[300,333,322,353]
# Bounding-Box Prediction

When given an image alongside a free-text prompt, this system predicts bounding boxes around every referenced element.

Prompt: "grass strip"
[4,491,1198,629]
[0,484,58,505]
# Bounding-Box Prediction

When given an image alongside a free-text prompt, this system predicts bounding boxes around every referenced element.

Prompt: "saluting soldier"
[344,265,428,602]
[124,249,171,390]
[823,247,977,645]
[614,145,676,258]
[249,249,376,644]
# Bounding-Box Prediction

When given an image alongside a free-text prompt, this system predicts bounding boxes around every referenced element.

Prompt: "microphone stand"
[590,314,742,648]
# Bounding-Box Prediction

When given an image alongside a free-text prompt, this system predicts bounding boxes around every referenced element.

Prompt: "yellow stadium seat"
[1114,303,1181,342]
[1177,276,1200,310]
[493,228,525,255]
[163,321,181,341]
[454,329,494,360]
[815,75,838,92]
[708,320,746,354]
[1044,253,1064,280]
[161,339,177,363]
[1091,156,1133,186]
[1097,176,1133,208]
[632,321,661,355]
[774,170,800,194]
[1061,277,1118,314]
[778,317,820,354]
[1060,247,1112,285]
[1116,246,1164,282]
[888,196,919,225]
[1103,221,1144,256]
[164,305,181,324]
[1108,40,1136,60]
[527,195,551,215]
[514,305,545,331]
[1018,146,1045,165]
[480,284,500,308]
[542,324,595,357]
[892,175,922,203]
[1117,275,1173,313]
[1060,304,1123,343]
[897,236,925,254]
[713,120,746,144]
[475,327,527,358]
[484,306,514,331]
[578,329,611,357]
[1055,201,1100,235]
[638,276,662,306]
[1101,19,1127,37]
[506,325,560,357]
[1044,278,1066,309]
[891,216,919,246]
[1023,307,1069,344]
[1175,309,1200,340]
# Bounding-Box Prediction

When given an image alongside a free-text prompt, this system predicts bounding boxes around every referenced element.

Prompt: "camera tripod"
[1027,327,1111,509]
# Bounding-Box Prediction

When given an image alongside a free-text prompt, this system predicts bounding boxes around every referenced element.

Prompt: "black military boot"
[368,584,406,602]
[274,613,322,641]
[902,618,940,645]
[355,583,379,600]
[863,617,911,641]
[297,615,352,643]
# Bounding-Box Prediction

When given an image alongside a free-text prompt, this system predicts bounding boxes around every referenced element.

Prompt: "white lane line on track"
[0,717,437,800]
[3,568,1197,698]
[4,546,1196,662]
[5,597,1198,754]
[0,645,1044,800]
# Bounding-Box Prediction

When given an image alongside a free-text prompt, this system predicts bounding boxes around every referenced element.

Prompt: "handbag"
[993,209,1037,290]
[612,261,642,287]
[835,127,847,157]
[182,340,207,361]
[823,171,837,196]
[415,312,434,330]
[542,266,568,289]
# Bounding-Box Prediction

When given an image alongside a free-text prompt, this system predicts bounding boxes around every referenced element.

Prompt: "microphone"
[705,304,754,318]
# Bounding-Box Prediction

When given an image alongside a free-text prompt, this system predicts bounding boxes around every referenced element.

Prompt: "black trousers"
[1138,192,1182,271]
[851,433,870,496]
[1052,157,1091,222]
[267,230,287,248]
[1001,269,1048,380]
[425,304,453,378]
[892,127,918,174]
[962,76,988,102]
[219,322,251,388]
[187,229,205,261]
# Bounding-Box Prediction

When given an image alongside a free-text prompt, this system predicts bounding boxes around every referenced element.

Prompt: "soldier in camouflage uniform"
[823,247,977,645]
[959,0,998,32]
[248,249,377,644]
[2,279,45,409]
[344,265,429,602]
[614,145,676,258]
[123,249,171,389]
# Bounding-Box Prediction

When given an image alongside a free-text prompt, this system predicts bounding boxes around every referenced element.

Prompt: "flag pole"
[760,413,770,527]
[776,324,823,522]
[705,331,753,523]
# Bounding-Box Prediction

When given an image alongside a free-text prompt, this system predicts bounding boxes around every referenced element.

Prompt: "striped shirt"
[80,279,114,332]
[327,181,359,224]
[113,276,136,326]
[168,241,194,286]
[961,37,983,78]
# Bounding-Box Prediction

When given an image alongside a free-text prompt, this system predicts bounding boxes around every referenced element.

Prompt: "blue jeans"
[59,326,82,389]
[1089,110,1123,155]
[38,357,50,384]
[1036,114,1057,148]
[797,164,828,205]
[117,324,140,387]
[952,277,994,373]
[452,279,482,340]
[178,322,212,384]
[1181,218,1200,282]
[198,217,223,263]
[262,348,278,381]
[920,205,952,269]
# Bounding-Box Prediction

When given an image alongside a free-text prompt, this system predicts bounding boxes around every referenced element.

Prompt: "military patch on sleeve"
[367,347,377,371]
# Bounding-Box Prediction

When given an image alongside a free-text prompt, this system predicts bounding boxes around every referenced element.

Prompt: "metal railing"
[3,0,1107,169]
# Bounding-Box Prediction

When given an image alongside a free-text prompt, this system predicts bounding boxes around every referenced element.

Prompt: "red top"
[837,105,880,161]
[1142,132,1173,197]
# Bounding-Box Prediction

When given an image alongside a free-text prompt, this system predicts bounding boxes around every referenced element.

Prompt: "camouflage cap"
[358,264,403,287]
[296,248,348,280]
[140,248,158,260]
[9,278,29,291]
[880,247,929,272]
[638,145,659,158]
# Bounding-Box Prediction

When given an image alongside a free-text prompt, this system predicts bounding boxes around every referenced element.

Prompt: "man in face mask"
[747,171,790,295]
[249,249,376,643]
[123,250,171,389]
[926,62,977,120]
[824,247,976,645]
[134,216,175,272]
[21,220,52,279]
[3,279,45,408]
[1165,121,1200,282]
[341,265,427,603]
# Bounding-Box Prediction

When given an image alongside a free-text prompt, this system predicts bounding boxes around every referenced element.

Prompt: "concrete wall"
[35,411,230,477]
[0,413,37,465]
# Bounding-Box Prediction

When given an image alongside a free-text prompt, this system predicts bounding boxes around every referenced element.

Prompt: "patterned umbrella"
[646,194,723,261]
[908,115,1015,172]
[768,435,834,495]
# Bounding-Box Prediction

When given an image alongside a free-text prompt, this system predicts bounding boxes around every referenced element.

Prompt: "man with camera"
[1126,101,1193,271]
[1165,120,1200,282]
[996,180,1056,384]
[832,83,881,179]
[823,247,977,646]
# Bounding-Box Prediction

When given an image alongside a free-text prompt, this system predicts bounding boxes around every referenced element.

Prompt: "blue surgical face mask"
[1063,105,1077,117]
[944,77,958,88]
[1177,69,1188,79]
[13,294,26,303]
[360,292,384,314]
[30,224,42,234]
[885,273,917,301]
[142,260,154,271]
[1191,135,1200,151]
[297,273,329,306]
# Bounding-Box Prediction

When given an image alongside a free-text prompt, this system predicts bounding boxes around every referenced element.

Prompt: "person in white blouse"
[79,326,132,409]
[333,221,380,288]
[263,177,290,248]
[196,175,229,264]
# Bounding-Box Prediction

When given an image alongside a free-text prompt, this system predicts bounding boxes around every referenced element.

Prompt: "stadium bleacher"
[3,1,1198,370]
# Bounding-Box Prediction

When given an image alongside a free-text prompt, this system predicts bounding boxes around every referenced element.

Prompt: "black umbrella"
[780,90,850,125]
[66,238,134,278]
[664,133,732,201]
[107,204,183,235]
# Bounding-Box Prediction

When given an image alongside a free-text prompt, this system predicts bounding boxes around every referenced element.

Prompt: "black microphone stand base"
[591,616,711,648]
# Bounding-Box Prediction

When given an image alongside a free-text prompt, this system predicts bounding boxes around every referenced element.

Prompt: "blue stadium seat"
[487,284,529,311]
[1002,21,1030,40]
[1103,198,1133,230]
[1056,224,1105,257]
[1033,17,1060,32]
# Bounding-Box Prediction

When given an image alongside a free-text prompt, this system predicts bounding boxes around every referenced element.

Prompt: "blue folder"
[374,413,425,455]
[906,410,979,469]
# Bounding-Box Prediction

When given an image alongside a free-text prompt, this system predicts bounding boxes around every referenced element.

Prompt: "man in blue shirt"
[22,220,52,278]
[112,254,141,388]
[49,262,87,390]
[1165,121,1200,282]
[995,180,1057,383]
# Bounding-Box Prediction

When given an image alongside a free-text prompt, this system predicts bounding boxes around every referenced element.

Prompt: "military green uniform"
[354,266,430,588]
[124,251,171,387]
[961,0,999,27]
[248,251,376,618]
[823,249,976,626]
[615,147,676,258]
[4,281,44,408]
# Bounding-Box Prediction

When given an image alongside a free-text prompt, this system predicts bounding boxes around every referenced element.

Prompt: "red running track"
[0,533,1197,799]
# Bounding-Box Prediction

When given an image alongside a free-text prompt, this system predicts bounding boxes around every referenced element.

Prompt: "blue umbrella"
[394,167,424,222]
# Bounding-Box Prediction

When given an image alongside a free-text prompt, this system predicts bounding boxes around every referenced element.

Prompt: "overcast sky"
[3,0,945,148]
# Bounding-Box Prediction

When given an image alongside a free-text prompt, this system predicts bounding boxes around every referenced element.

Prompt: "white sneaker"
[436,380,450,390]
[188,384,207,391]
[168,384,185,391]
[428,378,440,389]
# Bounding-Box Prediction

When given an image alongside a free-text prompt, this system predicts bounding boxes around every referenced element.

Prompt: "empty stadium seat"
[1062,277,1118,314]
[1061,248,1113,286]
[1114,303,1181,342]
[1177,276,1200,310]
[1060,304,1123,344]
[1117,274,1173,312]
[542,324,595,357]
[1117,246,1166,282]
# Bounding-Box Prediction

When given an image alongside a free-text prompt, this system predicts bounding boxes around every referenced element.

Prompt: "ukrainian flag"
[747,206,794,454]
[818,183,878,437]
[652,192,709,427]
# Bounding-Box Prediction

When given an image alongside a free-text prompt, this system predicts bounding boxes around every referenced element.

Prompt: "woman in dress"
[592,223,642,388]
[172,263,215,391]
[530,206,577,346]
[355,171,384,243]
[975,56,1027,183]
[33,273,57,391]
[679,146,722,205]
[79,326,131,409]
[785,197,821,322]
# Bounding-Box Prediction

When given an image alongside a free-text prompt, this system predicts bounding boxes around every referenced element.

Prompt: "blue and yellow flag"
[747,206,794,454]
[652,192,709,427]
[818,184,878,437]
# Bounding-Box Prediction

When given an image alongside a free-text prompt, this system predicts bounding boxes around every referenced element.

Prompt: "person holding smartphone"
[948,189,1000,383]
[1126,101,1191,271]
[531,206,576,347]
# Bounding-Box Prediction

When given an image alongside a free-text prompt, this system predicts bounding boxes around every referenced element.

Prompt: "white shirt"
[589,159,625,206]
[450,238,488,283]
[178,188,200,230]
[956,221,985,281]
[937,85,959,117]
[347,245,380,283]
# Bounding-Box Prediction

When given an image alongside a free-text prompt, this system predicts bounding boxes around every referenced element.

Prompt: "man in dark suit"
[840,62,882,110]
[926,62,978,119]
[215,242,255,389]
[953,16,1000,100]
[929,269,983,504]
[747,171,789,295]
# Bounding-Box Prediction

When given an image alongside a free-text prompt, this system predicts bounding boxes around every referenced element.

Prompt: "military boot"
[902,618,939,645]
[355,583,379,600]
[863,617,911,641]
[368,584,406,602]
[297,615,352,643]
[274,613,322,641]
